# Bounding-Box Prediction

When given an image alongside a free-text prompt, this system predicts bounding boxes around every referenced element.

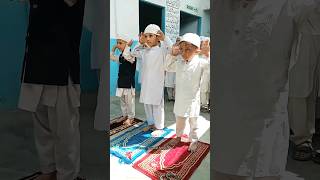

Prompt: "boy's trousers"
[19,81,80,180]
[144,98,164,129]
[175,116,199,142]
[119,90,135,119]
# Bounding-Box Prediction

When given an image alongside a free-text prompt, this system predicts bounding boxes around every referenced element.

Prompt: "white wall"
[201,10,210,37]
[143,0,165,7]
[180,0,202,16]
[110,0,210,38]
[110,0,116,38]
[110,0,140,40]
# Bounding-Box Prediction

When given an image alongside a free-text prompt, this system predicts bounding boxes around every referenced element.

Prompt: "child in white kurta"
[131,24,172,131]
[164,37,181,101]
[165,33,209,152]
[110,35,136,125]
[199,36,211,112]
[164,70,176,101]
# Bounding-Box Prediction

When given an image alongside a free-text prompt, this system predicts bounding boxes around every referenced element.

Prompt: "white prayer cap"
[144,24,161,35]
[180,33,201,48]
[116,34,131,43]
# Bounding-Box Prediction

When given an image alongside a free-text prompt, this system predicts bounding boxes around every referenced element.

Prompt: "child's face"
[116,39,127,51]
[179,42,199,60]
[144,33,159,47]
[200,40,210,54]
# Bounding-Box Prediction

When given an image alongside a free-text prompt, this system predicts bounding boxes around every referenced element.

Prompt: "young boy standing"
[130,24,172,131]
[110,34,136,126]
[164,37,181,102]
[199,36,211,113]
[165,33,209,152]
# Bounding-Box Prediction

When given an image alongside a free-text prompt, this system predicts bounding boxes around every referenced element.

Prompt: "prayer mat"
[110,123,174,164]
[133,137,210,180]
[110,116,144,136]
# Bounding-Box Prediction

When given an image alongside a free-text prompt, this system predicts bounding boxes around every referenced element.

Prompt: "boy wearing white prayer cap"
[165,33,210,152]
[199,36,211,113]
[129,24,173,132]
[110,34,136,126]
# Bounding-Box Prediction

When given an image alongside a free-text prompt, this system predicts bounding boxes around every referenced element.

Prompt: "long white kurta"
[212,0,317,177]
[165,55,209,117]
[131,37,172,105]
[199,55,210,93]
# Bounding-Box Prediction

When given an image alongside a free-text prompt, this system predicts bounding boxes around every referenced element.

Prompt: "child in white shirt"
[199,36,211,113]
[130,24,173,131]
[165,33,209,152]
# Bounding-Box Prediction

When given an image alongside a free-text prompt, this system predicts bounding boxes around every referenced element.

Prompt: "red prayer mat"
[133,136,210,180]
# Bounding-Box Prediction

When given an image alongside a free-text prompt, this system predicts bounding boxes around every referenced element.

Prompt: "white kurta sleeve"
[161,36,173,54]
[131,44,145,59]
[164,54,178,72]
[200,60,210,92]
[122,45,135,64]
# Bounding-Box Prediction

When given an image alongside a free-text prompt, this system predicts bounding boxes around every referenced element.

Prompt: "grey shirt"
[18,78,80,112]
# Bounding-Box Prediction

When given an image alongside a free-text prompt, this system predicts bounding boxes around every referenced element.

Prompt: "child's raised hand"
[171,45,180,56]
[111,45,117,53]
[127,40,133,47]
[139,32,146,44]
[157,30,165,41]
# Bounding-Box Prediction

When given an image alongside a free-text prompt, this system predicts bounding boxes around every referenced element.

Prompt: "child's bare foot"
[176,136,182,142]
[172,137,182,144]
[188,141,198,152]
[123,118,133,126]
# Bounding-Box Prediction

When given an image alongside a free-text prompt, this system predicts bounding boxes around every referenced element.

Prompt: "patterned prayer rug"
[133,137,210,180]
[110,123,174,164]
[110,116,144,136]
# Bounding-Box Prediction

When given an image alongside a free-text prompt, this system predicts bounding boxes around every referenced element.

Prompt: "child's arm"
[130,33,147,59]
[164,54,178,72]
[200,59,210,91]
[110,45,120,63]
[122,45,136,64]
[165,44,180,72]
[158,30,173,53]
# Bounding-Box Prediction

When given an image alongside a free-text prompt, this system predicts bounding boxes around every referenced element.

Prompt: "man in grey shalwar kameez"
[288,4,320,162]
[212,0,318,179]
[18,1,85,180]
